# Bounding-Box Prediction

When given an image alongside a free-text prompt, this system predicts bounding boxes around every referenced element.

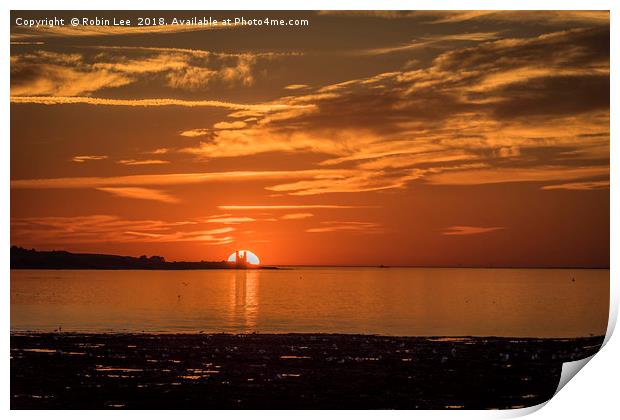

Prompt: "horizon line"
[10,246,609,270]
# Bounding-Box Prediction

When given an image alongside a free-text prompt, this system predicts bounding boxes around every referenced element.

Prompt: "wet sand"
[11,333,603,409]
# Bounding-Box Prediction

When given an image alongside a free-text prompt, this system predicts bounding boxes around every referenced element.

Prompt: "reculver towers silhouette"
[232,250,249,268]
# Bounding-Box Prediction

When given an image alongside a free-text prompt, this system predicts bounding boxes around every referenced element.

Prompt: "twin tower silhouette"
[231,250,250,268]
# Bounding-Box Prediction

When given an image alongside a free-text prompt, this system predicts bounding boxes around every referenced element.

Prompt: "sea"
[10,267,609,338]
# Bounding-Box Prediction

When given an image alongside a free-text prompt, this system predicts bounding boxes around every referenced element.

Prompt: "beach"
[11,333,604,409]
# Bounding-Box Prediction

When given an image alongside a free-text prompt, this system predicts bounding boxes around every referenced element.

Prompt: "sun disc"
[227,250,260,265]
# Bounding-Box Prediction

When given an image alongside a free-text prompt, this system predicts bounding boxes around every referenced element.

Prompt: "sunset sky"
[10,11,609,267]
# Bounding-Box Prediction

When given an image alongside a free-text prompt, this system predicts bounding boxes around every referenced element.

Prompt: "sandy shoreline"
[11,333,604,409]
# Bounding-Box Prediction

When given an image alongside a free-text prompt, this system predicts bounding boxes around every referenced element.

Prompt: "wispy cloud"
[426,10,609,25]
[11,169,353,190]
[97,187,179,203]
[202,215,257,224]
[319,10,609,26]
[179,121,249,138]
[71,155,108,163]
[265,169,426,195]
[11,52,133,96]
[10,95,306,113]
[219,205,367,210]
[10,215,235,246]
[305,221,382,233]
[442,226,504,236]
[11,48,292,96]
[281,213,314,220]
[10,41,45,45]
[174,27,608,195]
[11,23,225,41]
[179,129,210,137]
[541,180,610,191]
[284,84,310,90]
[213,121,247,130]
[165,53,260,89]
[89,46,295,59]
[148,148,170,155]
[362,32,501,55]
[425,166,609,186]
[11,21,610,201]
[117,159,169,166]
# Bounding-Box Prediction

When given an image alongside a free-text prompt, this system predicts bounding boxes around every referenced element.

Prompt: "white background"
[2,0,617,418]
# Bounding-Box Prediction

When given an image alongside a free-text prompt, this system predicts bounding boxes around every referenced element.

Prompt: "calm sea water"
[11,268,609,337]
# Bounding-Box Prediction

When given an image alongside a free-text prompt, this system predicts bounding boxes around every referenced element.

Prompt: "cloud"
[180,120,249,138]
[179,129,210,137]
[315,11,419,18]
[281,213,314,220]
[424,11,503,23]
[124,229,235,244]
[218,205,366,210]
[321,10,608,26]
[148,148,170,155]
[426,166,609,186]
[10,41,45,45]
[10,214,235,246]
[11,23,225,41]
[11,25,609,198]
[97,187,179,203]
[11,51,133,96]
[265,169,425,195]
[164,53,260,89]
[10,169,353,189]
[284,84,309,90]
[179,126,332,158]
[213,121,247,130]
[305,221,382,233]
[442,226,505,236]
[10,95,306,113]
[11,48,292,96]
[177,26,608,194]
[426,10,609,25]
[91,46,293,59]
[362,32,502,55]
[202,215,257,224]
[71,155,108,163]
[541,180,610,191]
[355,150,477,170]
[91,53,188,75]
[117,159,169,166]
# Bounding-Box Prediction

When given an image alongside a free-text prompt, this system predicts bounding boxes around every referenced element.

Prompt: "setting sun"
[227,250,260,265]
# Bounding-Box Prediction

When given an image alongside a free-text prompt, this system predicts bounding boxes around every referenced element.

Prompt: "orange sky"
[10,11,610,267]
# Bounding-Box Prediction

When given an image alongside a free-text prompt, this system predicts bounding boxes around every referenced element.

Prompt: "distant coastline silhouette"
[10,246,276,270]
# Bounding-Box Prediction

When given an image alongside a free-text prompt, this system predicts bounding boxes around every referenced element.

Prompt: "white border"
[3,1,617,418]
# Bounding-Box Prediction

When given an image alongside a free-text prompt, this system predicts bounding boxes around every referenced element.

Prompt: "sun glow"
[227,250,260,265]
